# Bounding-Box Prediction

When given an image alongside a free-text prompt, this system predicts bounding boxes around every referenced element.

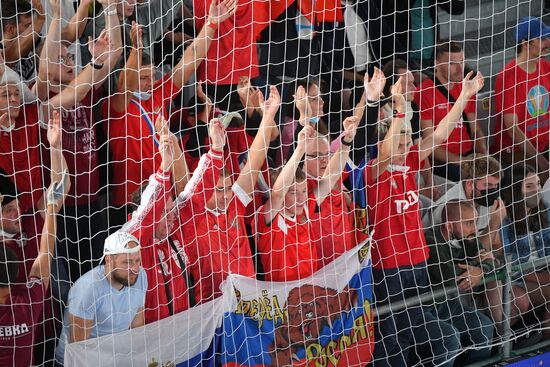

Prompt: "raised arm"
[111,21,141,114]
[262,126,314,225]
[29,111,69,288]
[315,116,358,204]
[61,0,92,43]
[369,75,404,181]
[34,0,64,102]
[92,0,123,84]
[121,116,174,241]
[236,86,280,196]
[418,71,484,161]
[176,119,226,209]
[171,0,237,89]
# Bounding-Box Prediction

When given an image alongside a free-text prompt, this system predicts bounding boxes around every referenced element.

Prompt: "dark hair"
[435,41,464,60]
[1,0,32,31]
[295,166,306,182]
[501,163,548,235]
[382,59,409,101]
[140,52,153,67]
[0,246,19,287]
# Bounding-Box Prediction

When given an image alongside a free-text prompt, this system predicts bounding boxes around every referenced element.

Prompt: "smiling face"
[52,45,76,84]
[106,242,141,287]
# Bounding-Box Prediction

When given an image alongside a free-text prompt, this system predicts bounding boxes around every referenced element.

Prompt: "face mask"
[473,187,500,207]
[524,191,541,209]
[132,91,152,101]
[449,234,476,249]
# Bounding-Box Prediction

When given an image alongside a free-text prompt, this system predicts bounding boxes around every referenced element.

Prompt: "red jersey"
[102,75,179,206]
[179,181,255,304]
[307,179,355,269]
[42,91,100,207]
[193,0,259,85]
[0,277,46,367]
[256,205,318,282]
[365,145,430,269]
[491,58,550,153]
[0,104,42,213]
[122,169,190,324]
[415,78,476,156]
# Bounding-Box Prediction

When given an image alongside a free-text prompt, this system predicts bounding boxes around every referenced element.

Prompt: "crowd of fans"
[0,0,548,366]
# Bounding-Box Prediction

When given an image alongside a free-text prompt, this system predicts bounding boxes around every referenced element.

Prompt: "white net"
[0,0,548,366]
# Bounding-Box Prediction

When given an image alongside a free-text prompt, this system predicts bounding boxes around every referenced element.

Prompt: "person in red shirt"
[103,0,236,223]
[32,0,123,283]
[0,111,69,367]
[177,87,280,304]
[415,41,487,182]
[369,71,484,366]
[257,116,359,281]
[122,116,226,323]
[490,16,550,176]
[0,9,114,216]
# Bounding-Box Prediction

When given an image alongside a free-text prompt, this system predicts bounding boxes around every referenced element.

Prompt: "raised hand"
[261,86,281,119]
[365,67,386,102]
[130,21,143,50]
[155,115,174,170]
[236,76,251,104]
[208,0,237,25]
[209,118,226,151]
[296,125,315,153]
[390,76,406,113]
[342,116,358,144]
[47,110,62,149]
[294,85,312,119]
[88,30,113,64]
[49,0,61,17]
[196,82,213,119]
[461,71,484,99]
[32,0,46,17]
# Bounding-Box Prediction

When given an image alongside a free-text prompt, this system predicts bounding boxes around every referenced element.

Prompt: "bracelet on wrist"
[90,58,104,70]
[366,98,379,107]
[341,138,353,147]
[206,21,218,31]
[393,109,405,118]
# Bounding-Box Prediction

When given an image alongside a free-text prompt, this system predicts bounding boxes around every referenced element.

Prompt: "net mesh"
[0,0,548,365]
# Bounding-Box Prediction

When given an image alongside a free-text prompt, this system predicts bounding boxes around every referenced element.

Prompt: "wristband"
[366,98,379,107]
[393,109,405,118]
[90,58,104,69]
[206,21,218,31]
[309,116,319,125]
[106,8,117,15]
[341,138,353,147]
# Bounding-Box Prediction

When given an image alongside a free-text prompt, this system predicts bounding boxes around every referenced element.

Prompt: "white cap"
[102,231,141,258]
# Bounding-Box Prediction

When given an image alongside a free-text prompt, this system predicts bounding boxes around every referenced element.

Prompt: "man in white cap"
[54,230,147,365]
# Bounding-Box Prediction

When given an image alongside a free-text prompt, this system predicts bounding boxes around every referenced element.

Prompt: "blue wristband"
[309,117,319,124]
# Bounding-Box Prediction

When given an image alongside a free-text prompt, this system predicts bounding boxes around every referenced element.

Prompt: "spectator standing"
[0,111,69,367]
[415,42,487,181]
[490,17,550,179]
[367,70,484,366]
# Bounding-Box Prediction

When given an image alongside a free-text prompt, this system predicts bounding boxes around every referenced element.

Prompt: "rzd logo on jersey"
[395,191,419,214]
